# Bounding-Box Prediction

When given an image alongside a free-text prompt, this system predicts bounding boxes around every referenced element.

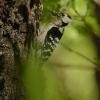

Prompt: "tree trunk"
[0,0,42,99]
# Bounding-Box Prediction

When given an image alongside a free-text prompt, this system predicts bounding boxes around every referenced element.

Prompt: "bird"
[35,11,72,67]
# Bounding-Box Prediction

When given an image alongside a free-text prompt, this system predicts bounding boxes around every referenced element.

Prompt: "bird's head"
[59,13,72,27]
[51,11,72,27]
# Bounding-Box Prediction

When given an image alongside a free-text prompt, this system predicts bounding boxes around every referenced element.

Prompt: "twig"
[60,42,100,67]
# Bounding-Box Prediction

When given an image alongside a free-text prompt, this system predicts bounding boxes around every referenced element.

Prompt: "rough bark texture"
[0,0,42,99]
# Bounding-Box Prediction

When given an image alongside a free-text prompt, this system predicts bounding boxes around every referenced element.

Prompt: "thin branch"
[48,62,96,71]
[69,3,100,66]
[60,42,100,66]
[72,1,99,35]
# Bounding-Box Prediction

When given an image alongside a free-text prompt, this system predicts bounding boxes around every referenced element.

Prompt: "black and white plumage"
[36,12,72,65]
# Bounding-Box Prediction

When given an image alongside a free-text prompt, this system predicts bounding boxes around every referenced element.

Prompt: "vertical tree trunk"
[92,1,100,100]
[0,0,42,99]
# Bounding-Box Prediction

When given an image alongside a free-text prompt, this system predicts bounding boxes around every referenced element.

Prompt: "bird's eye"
[61,13,65,16]
[67,14,71,19]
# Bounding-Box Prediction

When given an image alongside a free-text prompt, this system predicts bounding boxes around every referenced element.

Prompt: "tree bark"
[0,0,42,99]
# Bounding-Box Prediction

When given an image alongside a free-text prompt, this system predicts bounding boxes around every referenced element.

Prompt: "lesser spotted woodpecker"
[36,11,72,66]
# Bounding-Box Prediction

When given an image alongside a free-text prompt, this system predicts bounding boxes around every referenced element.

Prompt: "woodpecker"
[36,11,72,66]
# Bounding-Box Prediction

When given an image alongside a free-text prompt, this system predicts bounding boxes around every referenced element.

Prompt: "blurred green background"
[24,0,100,100]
